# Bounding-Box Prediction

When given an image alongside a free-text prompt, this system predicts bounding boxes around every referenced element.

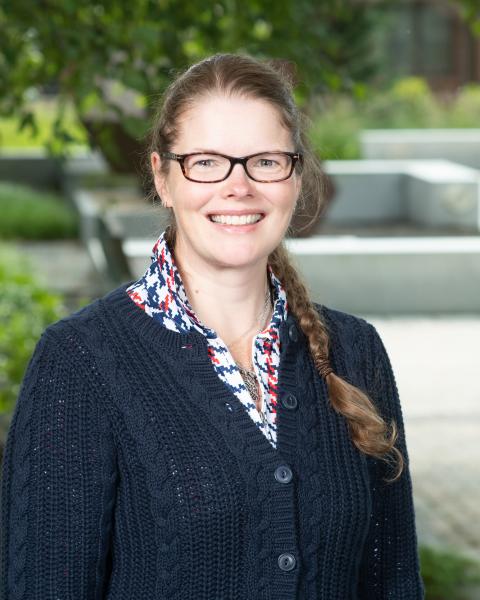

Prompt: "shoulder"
[312,301,385,384]
[312,301,376,345]
[49,296,100,331]
[42,283,126,347]
[313,302,402,415]
[21,296,104,386]
[31,286,128,375]
[11,293,118,438]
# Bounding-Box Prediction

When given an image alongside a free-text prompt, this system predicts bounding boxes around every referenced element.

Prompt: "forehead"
[174,94,293,154]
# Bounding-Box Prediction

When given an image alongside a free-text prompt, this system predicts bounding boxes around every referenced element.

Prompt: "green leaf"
[18,111,37,136]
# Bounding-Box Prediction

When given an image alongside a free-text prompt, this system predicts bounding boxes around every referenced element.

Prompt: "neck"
[172,237,272,347]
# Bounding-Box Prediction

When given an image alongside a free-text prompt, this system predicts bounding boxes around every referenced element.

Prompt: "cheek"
[269,183,299,211]
[171,180,214,212]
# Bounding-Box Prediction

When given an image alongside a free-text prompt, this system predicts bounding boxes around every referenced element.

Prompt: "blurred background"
[1,1,479,597]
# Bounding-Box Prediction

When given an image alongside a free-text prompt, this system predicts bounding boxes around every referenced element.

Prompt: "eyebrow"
[189,148,221,153]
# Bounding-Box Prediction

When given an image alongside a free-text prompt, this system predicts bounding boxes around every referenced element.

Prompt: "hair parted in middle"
[146,52,403,483]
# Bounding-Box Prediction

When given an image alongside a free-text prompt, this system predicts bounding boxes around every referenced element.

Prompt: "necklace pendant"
[237,365,269,430]
[260,410,267,427]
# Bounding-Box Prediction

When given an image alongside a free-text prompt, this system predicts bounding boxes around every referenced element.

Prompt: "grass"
[0,182,79,240]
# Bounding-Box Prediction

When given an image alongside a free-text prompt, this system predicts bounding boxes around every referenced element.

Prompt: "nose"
[221,163,254,197]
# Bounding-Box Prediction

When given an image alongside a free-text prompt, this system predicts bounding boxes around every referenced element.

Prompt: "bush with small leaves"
[0,182,79,240]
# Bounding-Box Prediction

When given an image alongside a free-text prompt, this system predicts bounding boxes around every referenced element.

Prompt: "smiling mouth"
[208,213,265,225]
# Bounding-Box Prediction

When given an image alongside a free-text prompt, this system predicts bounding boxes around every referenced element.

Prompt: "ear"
[151,152,173,208]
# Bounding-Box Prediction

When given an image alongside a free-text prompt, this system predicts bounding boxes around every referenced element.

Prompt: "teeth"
[210,213,262,225]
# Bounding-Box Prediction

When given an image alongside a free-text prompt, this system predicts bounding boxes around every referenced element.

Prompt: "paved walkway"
[11,239,104,304]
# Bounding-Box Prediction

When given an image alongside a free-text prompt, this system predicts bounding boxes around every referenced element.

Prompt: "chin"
[210,245,268,269]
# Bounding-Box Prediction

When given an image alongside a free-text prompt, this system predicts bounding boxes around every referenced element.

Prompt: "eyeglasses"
[159,151,302,183]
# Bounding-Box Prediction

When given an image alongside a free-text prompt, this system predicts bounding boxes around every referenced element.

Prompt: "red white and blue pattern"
[126,228,288,448]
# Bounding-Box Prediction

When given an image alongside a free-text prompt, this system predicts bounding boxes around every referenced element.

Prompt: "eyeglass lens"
[183,153,293,182]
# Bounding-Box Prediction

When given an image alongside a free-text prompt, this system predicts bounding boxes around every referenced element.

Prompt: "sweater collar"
[103,283,304,359]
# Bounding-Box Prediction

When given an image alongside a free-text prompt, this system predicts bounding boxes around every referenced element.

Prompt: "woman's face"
[151,94,301,271]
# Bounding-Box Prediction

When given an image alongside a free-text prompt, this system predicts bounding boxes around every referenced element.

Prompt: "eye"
[257,158,278,168]
[249,154,287,171]
[193,158,217,168]
[187,154,227,171]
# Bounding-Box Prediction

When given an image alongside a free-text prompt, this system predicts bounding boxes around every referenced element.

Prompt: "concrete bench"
[321,159,480,232]
[360,129,480,170]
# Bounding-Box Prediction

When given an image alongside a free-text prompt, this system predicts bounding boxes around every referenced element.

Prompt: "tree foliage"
[455,0,480,35]
[0,1,382,170]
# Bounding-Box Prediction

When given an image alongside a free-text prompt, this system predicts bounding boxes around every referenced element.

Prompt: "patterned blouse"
[125,229,288,448]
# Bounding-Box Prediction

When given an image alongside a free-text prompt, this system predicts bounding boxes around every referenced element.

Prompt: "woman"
[1,54,424,599]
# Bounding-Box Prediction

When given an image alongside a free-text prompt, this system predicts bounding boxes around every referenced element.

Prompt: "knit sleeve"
[357,324,425,599]
[0,325,118,600]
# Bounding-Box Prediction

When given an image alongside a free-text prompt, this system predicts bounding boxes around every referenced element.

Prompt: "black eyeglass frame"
[159,150,303,183]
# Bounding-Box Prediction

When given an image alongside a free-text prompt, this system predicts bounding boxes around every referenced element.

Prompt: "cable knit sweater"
[125,229,288,447]
[0,283,425,599]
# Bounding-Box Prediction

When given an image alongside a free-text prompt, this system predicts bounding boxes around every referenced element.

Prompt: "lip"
[206,209,265,216]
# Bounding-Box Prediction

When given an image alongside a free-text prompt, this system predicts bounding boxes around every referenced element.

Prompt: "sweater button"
[288,324,298,342]
[278,553,296,571]
[281,393,298,410]
[274,465,293,484]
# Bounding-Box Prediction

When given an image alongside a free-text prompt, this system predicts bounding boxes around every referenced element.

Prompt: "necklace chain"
[233,281,273,410]
[234,281,271,373]
[227,282,272,354]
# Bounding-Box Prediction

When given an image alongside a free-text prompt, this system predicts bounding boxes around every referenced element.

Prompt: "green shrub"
[310,79,480,160]
[0,182,79,240]
[0,245,67,415]
[448,84,480,127]
[419,544,480,600]
[366,77,443,129]
[309,96,364,160]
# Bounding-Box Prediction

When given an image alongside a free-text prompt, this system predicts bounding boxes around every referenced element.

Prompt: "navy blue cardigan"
[1,283,424,599]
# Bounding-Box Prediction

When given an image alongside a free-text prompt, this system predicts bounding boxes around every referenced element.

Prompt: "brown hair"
[147,53,403,483]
